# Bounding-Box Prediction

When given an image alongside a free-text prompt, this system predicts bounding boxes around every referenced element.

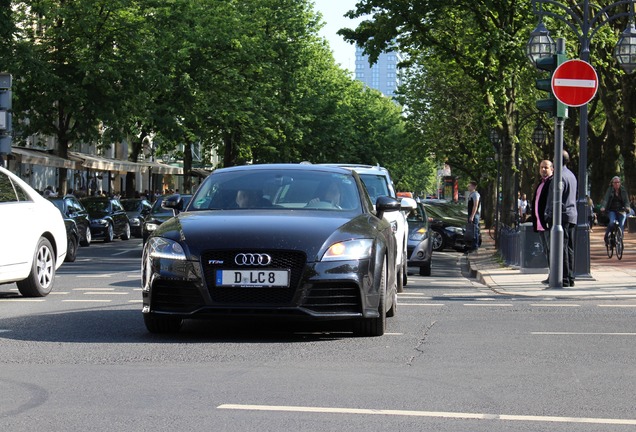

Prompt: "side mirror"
[399,197,417,212]
[376,196,400,219]
[162,194,183,215]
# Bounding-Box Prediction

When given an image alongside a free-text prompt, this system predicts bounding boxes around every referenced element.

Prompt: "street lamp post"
[528,0,636,280]
[490,129,502,246]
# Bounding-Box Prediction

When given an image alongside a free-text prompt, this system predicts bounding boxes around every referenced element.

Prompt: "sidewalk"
[467,226,636,299]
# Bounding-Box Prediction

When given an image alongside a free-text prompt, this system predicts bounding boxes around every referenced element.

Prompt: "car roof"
[214,163,354,175]
[319,163,390,176]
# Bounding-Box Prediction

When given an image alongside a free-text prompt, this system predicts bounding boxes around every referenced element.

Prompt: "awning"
[69,151,149,174]
[143,161,184,175]
[11,146,81,169]
[190,168,212,177]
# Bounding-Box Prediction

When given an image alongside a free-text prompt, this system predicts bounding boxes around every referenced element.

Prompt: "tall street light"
[527,0,636,280]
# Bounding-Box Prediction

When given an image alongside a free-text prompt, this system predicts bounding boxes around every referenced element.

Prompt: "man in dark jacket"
[545,151,578,287]
[530,160,553,280]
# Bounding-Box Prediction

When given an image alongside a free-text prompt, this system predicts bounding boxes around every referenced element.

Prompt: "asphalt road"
[1,239,635,431]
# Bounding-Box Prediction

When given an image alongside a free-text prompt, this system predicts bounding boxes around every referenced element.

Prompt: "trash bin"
[519,222,548,271]
[628,216,636,234]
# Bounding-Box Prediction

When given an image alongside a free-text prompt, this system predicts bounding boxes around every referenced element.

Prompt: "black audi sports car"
[142,164,401,337]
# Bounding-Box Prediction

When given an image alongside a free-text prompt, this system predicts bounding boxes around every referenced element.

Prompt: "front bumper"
[141,250,379,321]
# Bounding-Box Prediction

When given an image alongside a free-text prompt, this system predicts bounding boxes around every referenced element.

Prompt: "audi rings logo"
[235,253,272,266]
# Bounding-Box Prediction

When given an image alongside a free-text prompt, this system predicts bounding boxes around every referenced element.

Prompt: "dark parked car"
[121,198,152,238]
[142,194,192,243]
[48,195,92,246]
[421,199,479,252]
[142,164,401,337]
[406,202,433,276]
[63,219,80,262]
[81,196,131,242]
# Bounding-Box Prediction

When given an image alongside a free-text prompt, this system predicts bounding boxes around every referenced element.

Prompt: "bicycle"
[606,219,624,260]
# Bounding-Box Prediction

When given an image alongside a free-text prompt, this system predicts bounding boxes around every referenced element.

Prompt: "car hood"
[153,210,381,261]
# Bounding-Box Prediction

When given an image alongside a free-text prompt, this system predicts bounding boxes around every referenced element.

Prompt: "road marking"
[384,332,403,336]
[399,293,431,297]
[217,404,636,426]
[398,303,445,307]
[0,299,46,302]
[463,304,512,307]
[128,300,143,303]
[73,288,115,291]
[49,292,70,295]
[598,304,636,308]
[532,332,636,336]
[61,300,112,303]
[76,274,113,278]
[112,250,130,256]
[83,292,129,295]
[530,304,580,307]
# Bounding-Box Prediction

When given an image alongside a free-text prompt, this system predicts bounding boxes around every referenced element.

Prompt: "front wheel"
[353,258,387,337]
[616,228,624,260]
[430,229,445,252]
[121,223,131,240]
[16,237,55,297]
[104,224,114,243]
[65,234,78,263]
[80,226,92,247]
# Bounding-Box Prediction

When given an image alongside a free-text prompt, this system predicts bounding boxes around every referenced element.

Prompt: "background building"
[354,47,403,97]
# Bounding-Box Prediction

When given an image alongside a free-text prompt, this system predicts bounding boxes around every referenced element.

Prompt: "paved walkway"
[467,225,636,299]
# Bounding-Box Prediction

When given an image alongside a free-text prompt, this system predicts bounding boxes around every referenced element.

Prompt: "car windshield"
[151,195,192,216]
[188,169,361,212]
[48,199,64,212]
[83,200,110,216]
[357,174,391,201]
[121,200,142,212]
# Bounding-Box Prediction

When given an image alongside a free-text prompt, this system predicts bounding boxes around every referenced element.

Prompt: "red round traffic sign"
[551,59,598,107]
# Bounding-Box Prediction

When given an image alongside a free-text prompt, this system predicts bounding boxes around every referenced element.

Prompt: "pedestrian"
[466,181,481,252]
[600,176,630,242]
[545,150,578,288]
[518,193,529,222]
[529,159,554,283]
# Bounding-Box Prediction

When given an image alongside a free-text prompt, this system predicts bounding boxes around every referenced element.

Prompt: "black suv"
[48,195,92,246]
[81,196,131,242]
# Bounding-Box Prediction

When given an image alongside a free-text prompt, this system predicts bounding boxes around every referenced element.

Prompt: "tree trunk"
[183,140,192,193]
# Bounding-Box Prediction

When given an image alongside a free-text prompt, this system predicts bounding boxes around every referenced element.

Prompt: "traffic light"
[0,73,12,156]
[535,53,568,119]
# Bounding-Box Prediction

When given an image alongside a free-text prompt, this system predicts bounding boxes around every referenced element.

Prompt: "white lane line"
[61,300,112,303]
[76,274,113,278]
[49,292,70,295]
[399,296,434,300]
[112,250,130,256]
[73,288,115,291]
[463,304,513,307]
[398,303,445,307]
[128,300,143,303]
[598,305,636,308]
[83,292,129,295]
[384,332,403,336]
[217,404,636,426]
[398,293,431,297]
[0,299,46,302]
[532,332,636,336]
[530,304,580,307]
[127,275,141,278]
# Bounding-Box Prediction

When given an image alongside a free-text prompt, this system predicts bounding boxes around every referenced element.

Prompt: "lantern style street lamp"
[526,19,556,66]
[532,123,547,146]
[528,0,636,280]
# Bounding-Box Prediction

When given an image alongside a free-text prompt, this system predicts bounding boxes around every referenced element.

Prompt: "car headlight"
[409,227,428,241]
[147,237,186,260]
[322,239,373,261]
[94,219,108,226]
[145,222,160,232]
[446,226,464,234]
[129,217,141,226]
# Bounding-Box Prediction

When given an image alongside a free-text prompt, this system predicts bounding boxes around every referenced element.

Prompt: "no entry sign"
[552,59,598,107]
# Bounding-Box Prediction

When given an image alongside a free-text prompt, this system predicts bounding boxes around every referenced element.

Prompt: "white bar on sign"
[554,78,596,88]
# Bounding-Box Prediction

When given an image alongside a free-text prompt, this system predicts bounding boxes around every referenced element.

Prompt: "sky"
[313,0,364,73]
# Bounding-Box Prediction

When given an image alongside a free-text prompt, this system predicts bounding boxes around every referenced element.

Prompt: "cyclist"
[600,176,630,245]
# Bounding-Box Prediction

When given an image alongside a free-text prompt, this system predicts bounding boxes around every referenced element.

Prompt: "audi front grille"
[201,250,306,305]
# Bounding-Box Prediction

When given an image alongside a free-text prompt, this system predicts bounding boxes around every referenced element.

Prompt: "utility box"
[519,222,548,272]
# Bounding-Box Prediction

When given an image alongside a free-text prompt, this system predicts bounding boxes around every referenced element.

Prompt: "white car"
[323,164,416,292]
[0,166,67,296]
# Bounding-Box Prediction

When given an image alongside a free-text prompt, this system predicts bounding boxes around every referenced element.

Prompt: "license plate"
[216,269,290,288]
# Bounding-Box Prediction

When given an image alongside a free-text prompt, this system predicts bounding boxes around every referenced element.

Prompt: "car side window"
[0,172,17,202]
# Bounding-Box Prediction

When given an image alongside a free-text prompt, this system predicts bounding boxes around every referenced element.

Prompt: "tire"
[104,224,114,243]
[353,258,387,337]
[121,223,131,240]
[402,256,408,287]
[616,228,624,260]
[65,234,78,263]
[387,286,397,318]
[606,234,613,258]
[396,266,404,293]
[80,227,91,247]
[430,229,445,252]
[144,313,183,333]
[16,237,55,297]
[419,260,431,276]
